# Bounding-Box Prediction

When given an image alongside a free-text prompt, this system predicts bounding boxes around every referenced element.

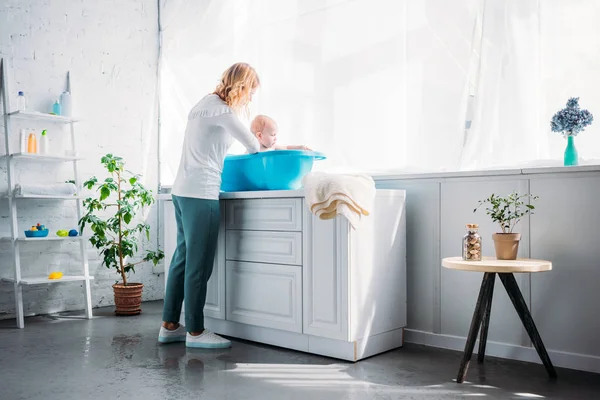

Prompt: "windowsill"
[370,163,600,181]
[158,162,600,193]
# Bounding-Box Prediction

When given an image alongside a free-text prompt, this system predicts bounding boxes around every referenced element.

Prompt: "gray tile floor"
[1,301,598,400]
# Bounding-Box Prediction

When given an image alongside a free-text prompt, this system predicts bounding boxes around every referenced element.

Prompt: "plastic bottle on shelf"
[52,100,61,116]
[17,91,27,111]
[60,91,72,117]
[27,130,37,154]
[40,130,49,155]
[20,129,28,153]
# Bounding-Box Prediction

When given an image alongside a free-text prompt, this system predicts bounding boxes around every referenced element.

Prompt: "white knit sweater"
[172,94,260,199]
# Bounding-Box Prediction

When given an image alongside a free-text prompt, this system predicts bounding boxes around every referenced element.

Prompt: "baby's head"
[251,115,278,149]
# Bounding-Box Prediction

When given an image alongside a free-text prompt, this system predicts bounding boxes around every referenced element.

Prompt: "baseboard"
[308,328,404,361]
[206,317,404,361]
[205,317,309,353]
[405,329,600,374]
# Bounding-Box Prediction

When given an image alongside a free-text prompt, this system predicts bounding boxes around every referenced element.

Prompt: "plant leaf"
[100,186,110,201]
[475,191,538,231]
[83,176,98,190]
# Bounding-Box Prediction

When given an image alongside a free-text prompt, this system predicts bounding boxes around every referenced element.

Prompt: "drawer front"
[225,198,302,231]
[226,261,302,333]
[226,230,302,265]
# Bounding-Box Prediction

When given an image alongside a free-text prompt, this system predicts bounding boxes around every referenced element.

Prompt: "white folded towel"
[302,172,376,228]
[14,183,78,197]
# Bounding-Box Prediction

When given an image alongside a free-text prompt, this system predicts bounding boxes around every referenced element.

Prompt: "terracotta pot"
[113,283,143,315]
[492,233,521,260]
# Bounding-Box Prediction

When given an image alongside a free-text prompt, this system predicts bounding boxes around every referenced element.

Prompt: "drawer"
[226,261,302,333]
[226,230,302,265]
[225,198,302,231]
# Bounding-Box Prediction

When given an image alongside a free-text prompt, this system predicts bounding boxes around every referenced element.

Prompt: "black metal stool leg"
[499,273,557,379]
[478,273,495,364]
[457,272,496,383]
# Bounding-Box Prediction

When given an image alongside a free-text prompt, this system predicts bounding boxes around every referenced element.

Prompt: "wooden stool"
[442,257,557,383]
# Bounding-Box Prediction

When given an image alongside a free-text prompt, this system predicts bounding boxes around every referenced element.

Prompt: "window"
[159,0,600,187]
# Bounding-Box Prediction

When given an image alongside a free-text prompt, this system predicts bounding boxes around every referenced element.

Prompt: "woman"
[158,63,261,348]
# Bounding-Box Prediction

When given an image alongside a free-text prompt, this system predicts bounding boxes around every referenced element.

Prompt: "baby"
[250,115,310,152]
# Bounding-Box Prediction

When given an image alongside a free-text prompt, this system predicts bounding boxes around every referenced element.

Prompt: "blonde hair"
[214,62,260,113]
[250,115,276,134]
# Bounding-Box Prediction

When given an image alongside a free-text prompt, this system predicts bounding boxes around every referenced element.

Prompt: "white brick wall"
[0,0,163,319]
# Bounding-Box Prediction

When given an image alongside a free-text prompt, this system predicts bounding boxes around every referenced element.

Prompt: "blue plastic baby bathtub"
[221,150,326,192]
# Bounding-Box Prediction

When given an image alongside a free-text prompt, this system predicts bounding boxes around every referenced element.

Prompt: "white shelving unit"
[0,236,86,242]
[0,58,93,328]
[1,195,84,200]
[1,275,93,285]
[0,153,83,162]
[7,110,80,123]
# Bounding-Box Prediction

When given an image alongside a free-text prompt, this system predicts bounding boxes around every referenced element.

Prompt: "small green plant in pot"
[474,191,538,260]
[79,154,164,315]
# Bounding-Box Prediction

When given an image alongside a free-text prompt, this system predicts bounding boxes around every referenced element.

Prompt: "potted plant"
[550,97,593,166]
[79,154,164,315]
[474,191,538,260]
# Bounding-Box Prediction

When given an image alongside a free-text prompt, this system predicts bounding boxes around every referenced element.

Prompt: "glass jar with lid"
[462,223,482,261]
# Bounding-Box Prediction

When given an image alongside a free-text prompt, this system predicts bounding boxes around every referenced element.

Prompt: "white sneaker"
[158,324,187,343]
[186,330,232,349]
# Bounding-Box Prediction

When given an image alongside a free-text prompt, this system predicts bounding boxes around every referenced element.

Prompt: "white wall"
[0,0,162,319]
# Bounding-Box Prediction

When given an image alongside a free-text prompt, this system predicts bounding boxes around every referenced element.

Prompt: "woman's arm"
[220,112,260,154]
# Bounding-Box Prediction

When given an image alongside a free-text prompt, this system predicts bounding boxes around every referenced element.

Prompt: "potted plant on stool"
[79,154,164,315]
[474,191,538,260]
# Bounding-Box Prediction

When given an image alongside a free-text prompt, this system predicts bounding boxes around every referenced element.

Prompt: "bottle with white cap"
[20,128,28,153]
[60,91,72,117]
[17,91,27,111]
[40,130,49,155]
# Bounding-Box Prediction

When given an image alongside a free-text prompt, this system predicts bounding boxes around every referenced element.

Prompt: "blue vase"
[564,135,578,166]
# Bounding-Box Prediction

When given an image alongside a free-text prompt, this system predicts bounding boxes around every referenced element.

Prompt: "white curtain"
[159,0,412,185]
[540,0,600,165]
[159,0,600,186]
[459,0,544,170]
[461,0,600,169]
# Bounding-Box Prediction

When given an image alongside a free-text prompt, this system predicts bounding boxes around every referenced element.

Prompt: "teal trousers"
[162,195,220,332]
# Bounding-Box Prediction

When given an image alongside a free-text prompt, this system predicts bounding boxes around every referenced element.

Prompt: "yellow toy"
[48,272,63,280]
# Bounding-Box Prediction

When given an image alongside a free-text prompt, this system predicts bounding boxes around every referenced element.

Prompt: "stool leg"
[499,273,557,379]
[478,273,495,363]
[457,272,495,383]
